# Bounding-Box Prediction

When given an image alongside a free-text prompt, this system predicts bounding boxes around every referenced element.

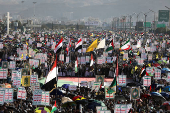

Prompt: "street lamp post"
[165,6,170,28]
[33,2,36,30]
[142,11,151,40]
[149,9,156,36]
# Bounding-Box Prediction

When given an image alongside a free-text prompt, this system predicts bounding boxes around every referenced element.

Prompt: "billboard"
[158,10,169,22]
[144,22,151,28]
[135,22,143,31]
[85,21,99,26]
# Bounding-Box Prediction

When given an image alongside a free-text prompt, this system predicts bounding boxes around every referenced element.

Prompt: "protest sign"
[130,87,140,100]
[41,91,50,106]
[2,61,8,69]
[0,69,7,79]
[86,56,90,63]
[167,73,170,82]
[0,90,4,105]
[4,88,13,102]
[66,57,69,63]
[33,90,42,105]
[80,81,88,87]
[117,75,127,86]
[17,87,26,100]
[0,44,3,49]
[9,61,15,69]
[21,68,28,75]
[81,57,86,64]
[69,85,77,91]
[22,76,30,87]
[30,75,38,85]
[31,83,40,91]
[143,76,151,86]
[105,86,115,99]
[96,75,105,86]
[92,82,101,92]
[154,68,161,79]
[59,54,64,61]
[97,57,103,64]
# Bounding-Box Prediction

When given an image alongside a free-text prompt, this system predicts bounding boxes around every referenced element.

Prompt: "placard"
[96,75,105,86]
[4,88,13,102]
[66,57,69,63]
[17,87,26,100]
[2,61,8,69]
[154,68,161,79]
[41,91,50,106]
[22,76,30,87]
[97,57,103,64]
[80,81,88,87]
[9,61,16,69]
[31,83,40,91]
[69,85,77,91]
[143,76,151,86]
[33,90,42,105]
[21,68,28,75]
[59,54,64,61]
[0,90,4,105]
[0,69,7,79]
[130,87,140,100]
[148,54,152,61]
[117,75,127,86]
[123,53,128,60]
[92,82,101,92]
[86,56,90,63]
[167,73,170,82]
[30,75,38,85]
[105,86,115,99]
[81,57,86,64]
[0,44,3,49]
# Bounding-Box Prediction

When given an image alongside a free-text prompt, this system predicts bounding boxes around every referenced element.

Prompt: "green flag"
[109,76,116,88]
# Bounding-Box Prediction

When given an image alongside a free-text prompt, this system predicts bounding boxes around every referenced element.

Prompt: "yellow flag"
[21,54,23,59]
[26,42,28,45]
[156,54,158,59]
[137,51,140,55]
[22,76,30,87]
[35,110,42,113]
[120,51,124,54]
[159,88,161,93]
[86,39,98,52]
[131,69,134,74]
[135,66,138,71]
[148,63,151,67]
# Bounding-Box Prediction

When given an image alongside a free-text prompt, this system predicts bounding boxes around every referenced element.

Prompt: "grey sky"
[0,0,169,21]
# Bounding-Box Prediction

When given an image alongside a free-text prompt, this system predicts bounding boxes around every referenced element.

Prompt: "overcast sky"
[0,0,169,21]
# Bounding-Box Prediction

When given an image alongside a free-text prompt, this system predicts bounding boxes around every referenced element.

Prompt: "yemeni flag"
[120,39,131,50]
[51,101,57,113]
[106,39,114,52]
[90,54,94,67]
[75,38,82,52]
[43,55,58,91]
[75,57,78,73]
[54,38,63,53]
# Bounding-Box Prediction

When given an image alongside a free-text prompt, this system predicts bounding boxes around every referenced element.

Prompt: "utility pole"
[6,12,12,35]
[149,9,156,36]
[33,2,36,30]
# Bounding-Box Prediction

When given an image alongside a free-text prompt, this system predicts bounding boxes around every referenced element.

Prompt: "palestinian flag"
[51,101,57,113]
[75,39,82,52]
[106,39,114,52]
[139,68,149,78]
[120,39,131,50]
[75,57,78,73]
[108,76,116,93]
[54,38,63,53]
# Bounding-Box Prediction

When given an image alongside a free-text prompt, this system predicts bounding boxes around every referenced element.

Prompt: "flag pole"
[56,53,58,105]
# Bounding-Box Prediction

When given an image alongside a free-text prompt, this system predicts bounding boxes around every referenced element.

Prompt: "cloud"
[0,0,19,5]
